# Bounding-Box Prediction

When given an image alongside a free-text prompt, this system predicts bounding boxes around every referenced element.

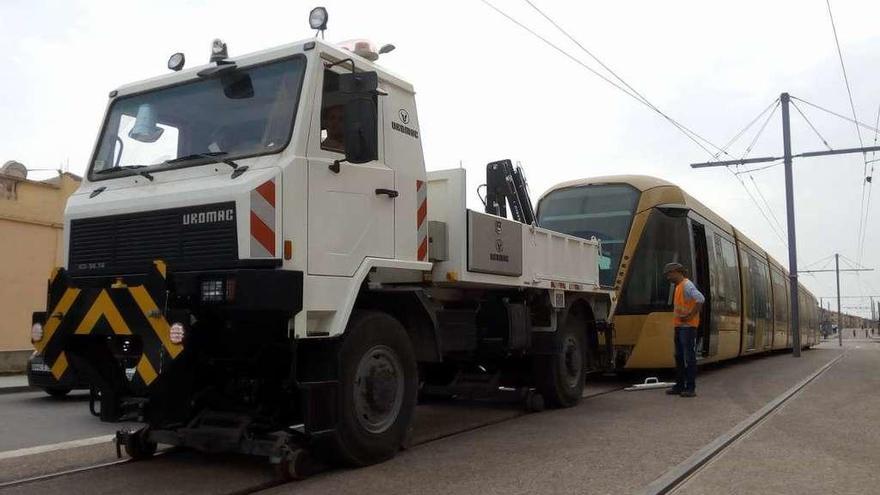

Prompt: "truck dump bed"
[426,168,603,293]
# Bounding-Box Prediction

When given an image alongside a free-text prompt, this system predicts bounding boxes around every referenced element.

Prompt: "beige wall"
[0,173,79,359]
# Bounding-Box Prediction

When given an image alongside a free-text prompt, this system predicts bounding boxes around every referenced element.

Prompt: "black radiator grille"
[69,202,238,275]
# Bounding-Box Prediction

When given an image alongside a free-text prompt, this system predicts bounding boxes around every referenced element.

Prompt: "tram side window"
[617,210,692,314]
[747,253,772,321]
[711,234,740,316]
[771,268,788,326]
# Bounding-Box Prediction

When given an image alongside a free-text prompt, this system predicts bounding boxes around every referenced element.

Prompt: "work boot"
[680,390,696,398]
[666,388,682,395]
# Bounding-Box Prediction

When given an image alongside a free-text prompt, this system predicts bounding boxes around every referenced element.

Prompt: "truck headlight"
[200,277,236,303]
[31,322,44,343]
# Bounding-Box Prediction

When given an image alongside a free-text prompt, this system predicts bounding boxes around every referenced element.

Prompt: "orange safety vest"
[673,278,700,328]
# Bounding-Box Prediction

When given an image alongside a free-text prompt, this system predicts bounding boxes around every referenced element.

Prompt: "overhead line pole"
[780,94,801,357]
[801,254,871,347]
[691,92,880,357]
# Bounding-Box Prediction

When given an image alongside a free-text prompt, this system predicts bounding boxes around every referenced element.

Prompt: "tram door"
[691,221,715,358]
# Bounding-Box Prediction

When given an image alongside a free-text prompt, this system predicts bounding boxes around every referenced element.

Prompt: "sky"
[2,0,879,317]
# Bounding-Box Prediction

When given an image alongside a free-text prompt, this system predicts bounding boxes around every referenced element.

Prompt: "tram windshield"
[537,184,640,287]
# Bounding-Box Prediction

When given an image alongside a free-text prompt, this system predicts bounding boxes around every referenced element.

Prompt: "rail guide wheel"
[275,447,323,481]
[117,427,157,460]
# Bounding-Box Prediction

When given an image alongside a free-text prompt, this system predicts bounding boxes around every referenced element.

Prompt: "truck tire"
[534,306,587,408]
[328,310,418,466]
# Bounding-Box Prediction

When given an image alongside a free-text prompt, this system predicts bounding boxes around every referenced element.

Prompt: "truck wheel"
[45,387,71,398]
[534,307,587,408]
[329,310,418,466]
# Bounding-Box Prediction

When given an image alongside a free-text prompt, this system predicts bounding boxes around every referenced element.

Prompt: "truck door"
[307,67,395,276]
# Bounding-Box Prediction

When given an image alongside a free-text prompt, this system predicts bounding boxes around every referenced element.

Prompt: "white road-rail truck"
[30,25,614,473]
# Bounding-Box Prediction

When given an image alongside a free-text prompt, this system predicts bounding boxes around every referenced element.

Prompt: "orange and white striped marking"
[251,179,276,257]
[416,180,428,261]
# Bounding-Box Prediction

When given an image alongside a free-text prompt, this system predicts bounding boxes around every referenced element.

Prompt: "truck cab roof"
[111,38,415,99]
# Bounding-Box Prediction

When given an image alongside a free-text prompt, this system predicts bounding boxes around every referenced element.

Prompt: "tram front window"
[617,210,692,314]
[537,184,640,287]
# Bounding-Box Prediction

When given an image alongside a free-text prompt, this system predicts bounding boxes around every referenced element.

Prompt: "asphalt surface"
[0,390,140,452]
[0,337,872,494]
[676,339,880,495]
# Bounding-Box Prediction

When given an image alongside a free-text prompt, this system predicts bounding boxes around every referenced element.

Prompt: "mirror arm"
[325,58,355,73]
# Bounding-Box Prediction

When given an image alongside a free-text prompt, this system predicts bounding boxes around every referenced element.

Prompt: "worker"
[663,262,704,398]
[321,104,345,153]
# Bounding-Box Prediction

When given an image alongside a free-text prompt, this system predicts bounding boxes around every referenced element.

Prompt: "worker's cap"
[663,262,685,274]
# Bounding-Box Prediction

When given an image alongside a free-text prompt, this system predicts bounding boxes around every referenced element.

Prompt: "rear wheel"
[534,306,587,408]
[327,310,418,466]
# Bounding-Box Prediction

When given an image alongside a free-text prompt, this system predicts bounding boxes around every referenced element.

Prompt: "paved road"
[0,390,140,452]
[2,345,869,494]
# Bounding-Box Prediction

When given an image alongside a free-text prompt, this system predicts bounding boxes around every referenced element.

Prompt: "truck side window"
[320,70,346,154]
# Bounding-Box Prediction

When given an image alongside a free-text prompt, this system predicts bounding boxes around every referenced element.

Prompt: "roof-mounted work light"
[210,38,228,63]
[167,52,185,71]
[309,7,328,37]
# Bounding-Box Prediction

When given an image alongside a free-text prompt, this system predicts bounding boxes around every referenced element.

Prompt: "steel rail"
[639,352,846,495]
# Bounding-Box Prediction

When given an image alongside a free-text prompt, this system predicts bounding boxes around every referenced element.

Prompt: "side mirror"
[339,71,378,94]
[342,97,378,164]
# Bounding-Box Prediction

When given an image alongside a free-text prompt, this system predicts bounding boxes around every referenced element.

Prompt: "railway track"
[0,383,628,495]
[639,352,847,495]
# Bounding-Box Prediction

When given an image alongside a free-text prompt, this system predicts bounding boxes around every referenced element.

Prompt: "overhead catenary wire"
[482,0,797,253]
[739,100,780,159]
[478,0,726,160]
[791,97,880,135]
[749,174,787,237]
[733,159,784,175]
[791,101,833,151]
[793,95,879,267]
[519,0,735,159]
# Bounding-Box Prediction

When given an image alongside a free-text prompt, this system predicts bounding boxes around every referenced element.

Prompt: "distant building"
[0,161,80,372]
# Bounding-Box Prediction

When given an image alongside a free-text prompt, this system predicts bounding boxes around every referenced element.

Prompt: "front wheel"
[533,307,587,408]
[327,310,418,466]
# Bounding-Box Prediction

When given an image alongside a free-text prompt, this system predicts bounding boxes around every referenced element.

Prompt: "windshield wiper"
[165,152,241,170]
[94,165,148,174]
[95,165,154,181]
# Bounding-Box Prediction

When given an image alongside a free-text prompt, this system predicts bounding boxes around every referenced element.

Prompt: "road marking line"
[0,434,115,461]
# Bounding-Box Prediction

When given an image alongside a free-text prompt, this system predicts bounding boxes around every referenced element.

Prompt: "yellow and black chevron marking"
[38,260,181,387]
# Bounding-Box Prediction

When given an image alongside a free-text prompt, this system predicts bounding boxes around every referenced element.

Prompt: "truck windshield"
[90,56,306,178]
[537,184,640,287]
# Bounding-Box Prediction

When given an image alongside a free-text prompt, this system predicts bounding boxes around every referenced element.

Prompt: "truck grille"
[69,202,238,275]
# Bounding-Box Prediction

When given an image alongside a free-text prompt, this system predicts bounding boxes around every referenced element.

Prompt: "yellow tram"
[537,175,820,369]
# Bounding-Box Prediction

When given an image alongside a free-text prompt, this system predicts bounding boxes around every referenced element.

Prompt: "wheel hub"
[353,345,404,434]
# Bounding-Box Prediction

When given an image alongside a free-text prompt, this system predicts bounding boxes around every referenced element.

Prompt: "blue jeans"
[674,326,697,392]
